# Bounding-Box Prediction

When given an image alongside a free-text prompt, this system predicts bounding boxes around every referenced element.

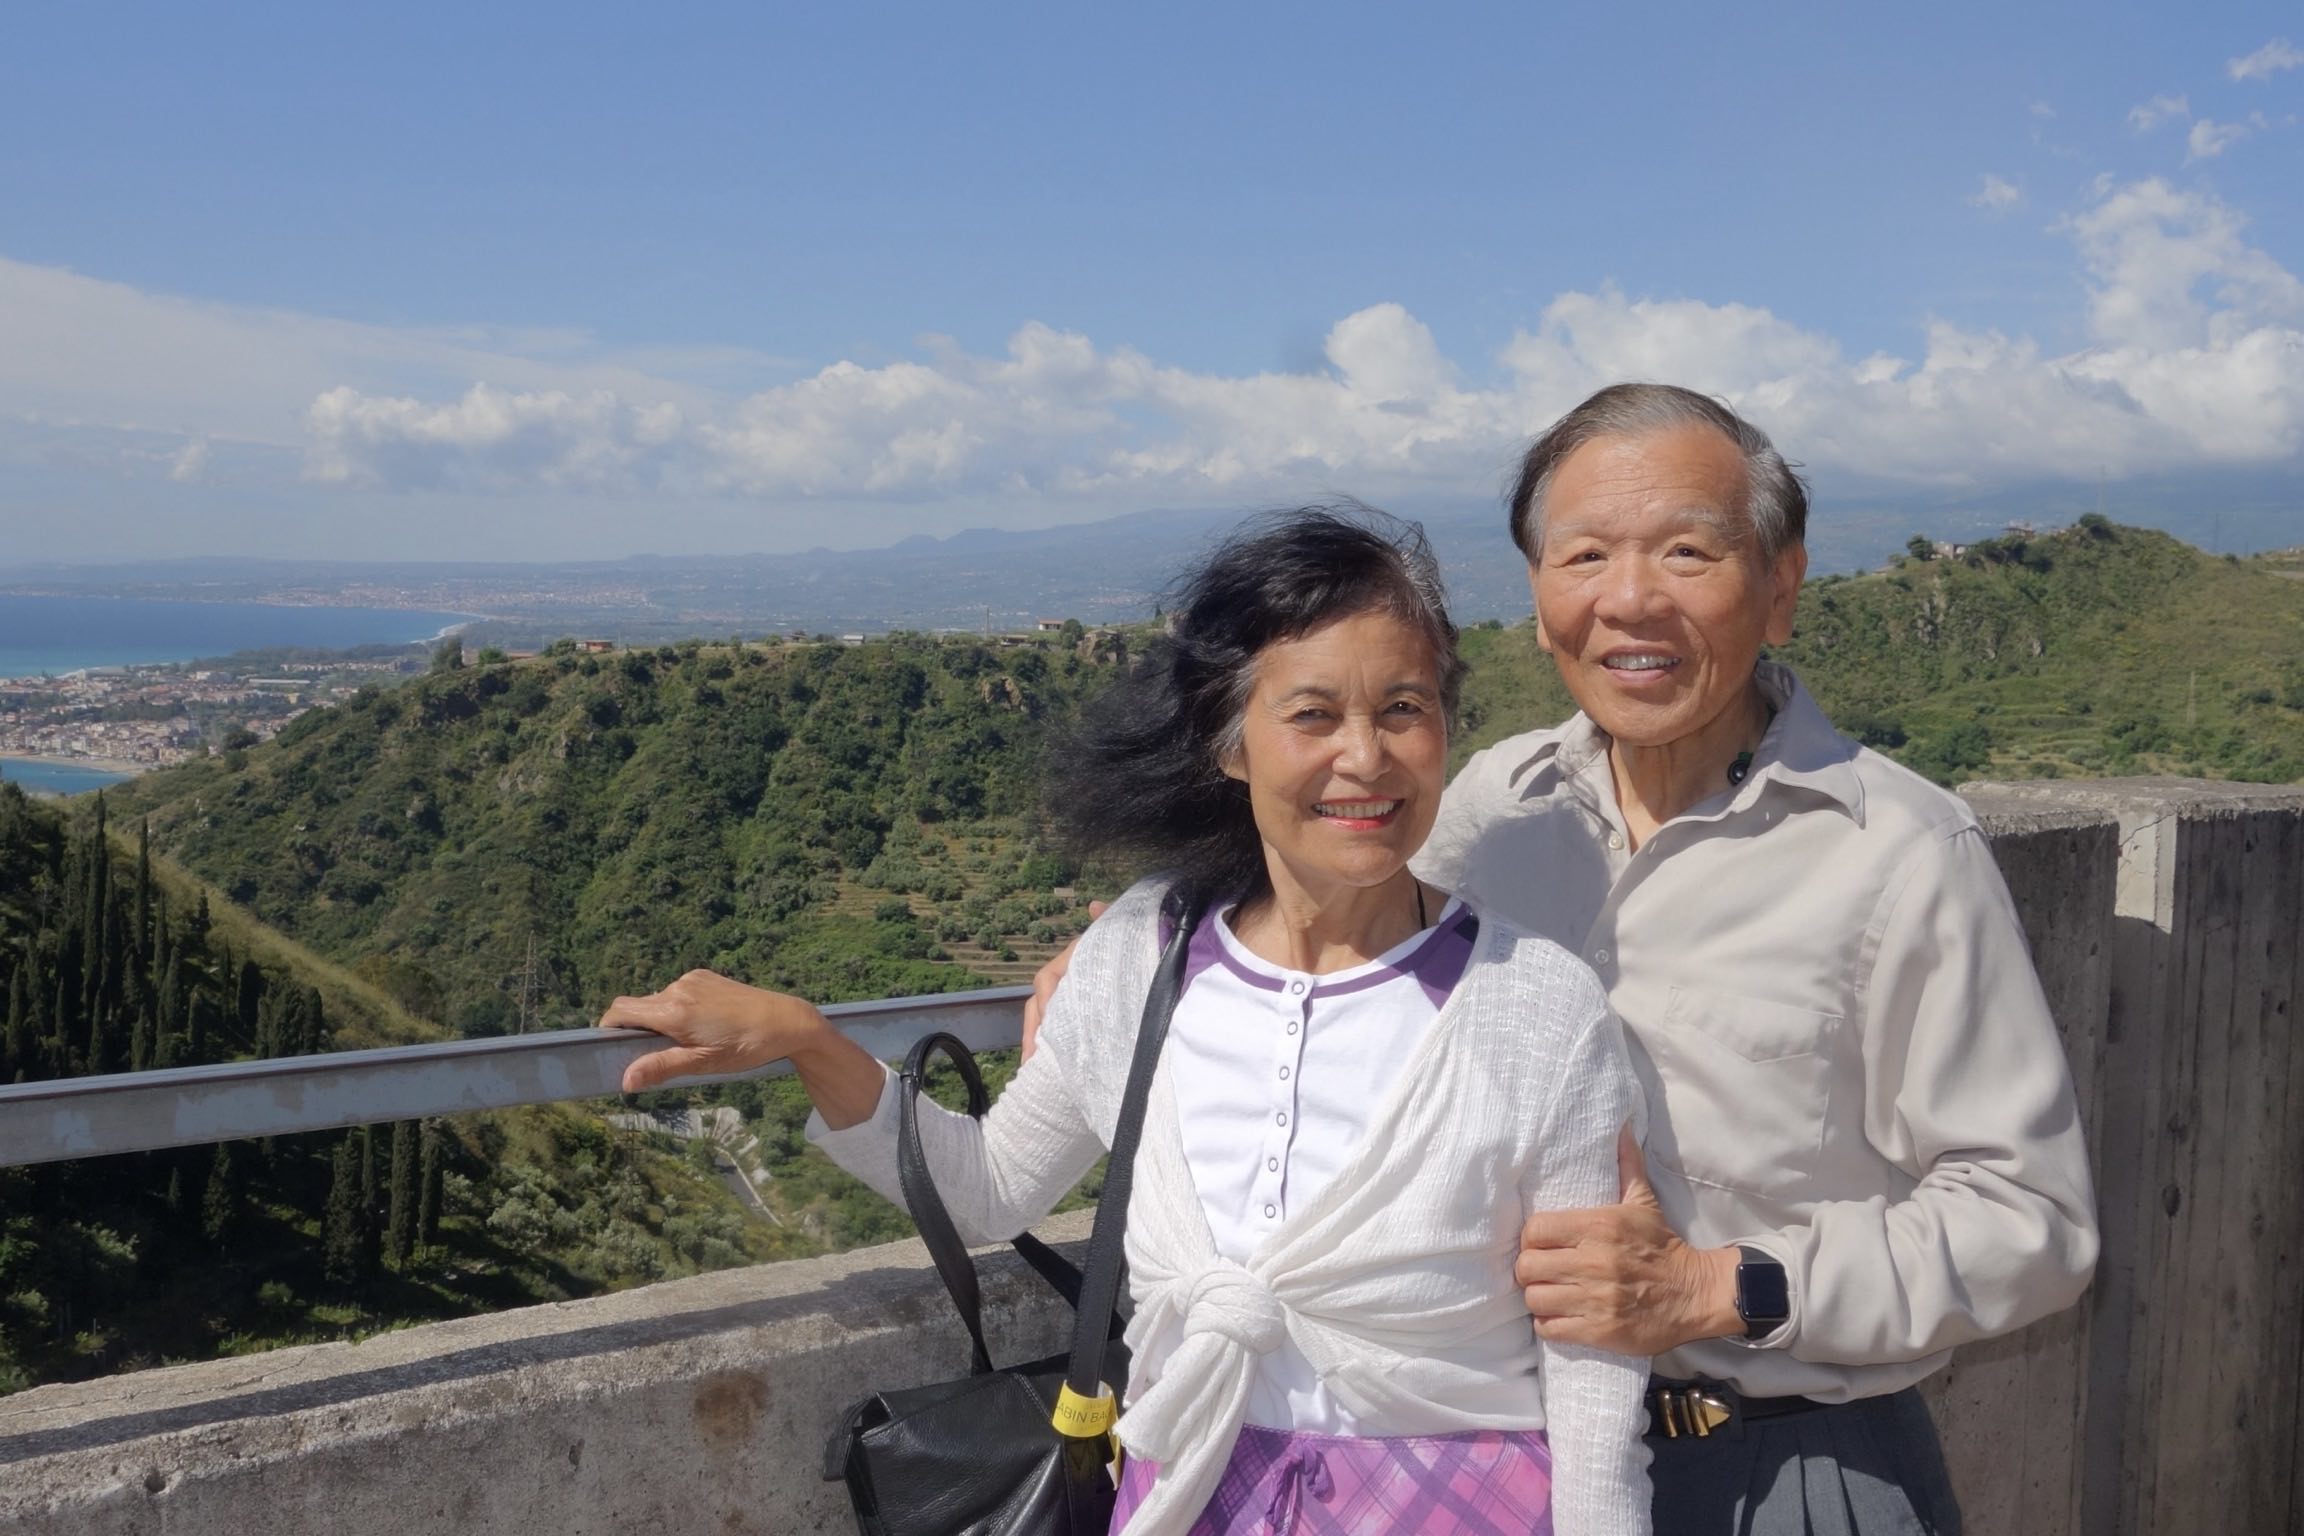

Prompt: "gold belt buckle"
[1654,1386,1735,1439]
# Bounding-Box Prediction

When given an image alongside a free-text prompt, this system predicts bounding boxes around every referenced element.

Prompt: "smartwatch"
[1734,1246,1790,1340]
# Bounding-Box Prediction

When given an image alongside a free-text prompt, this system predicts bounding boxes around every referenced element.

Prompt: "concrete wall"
[2,779,2298,1536]
[0,1211,1098,1536]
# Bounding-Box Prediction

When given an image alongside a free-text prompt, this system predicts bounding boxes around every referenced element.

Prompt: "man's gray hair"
[1505,383,1809,563]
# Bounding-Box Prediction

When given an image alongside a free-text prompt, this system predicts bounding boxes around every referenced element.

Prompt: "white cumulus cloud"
[2187,117,2254,160]
[8,175,2304,532]
[167,440,211,483]
[298,180,2304,499]
[2229,38,2303,82]
[2128,93,2190,132]
[1970,175,2024,213]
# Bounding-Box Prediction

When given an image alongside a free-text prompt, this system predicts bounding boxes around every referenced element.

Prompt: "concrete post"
[1966,778,2304,1536]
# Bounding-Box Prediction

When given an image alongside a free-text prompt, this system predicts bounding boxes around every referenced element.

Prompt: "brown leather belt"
[1644,1379,1829,1440]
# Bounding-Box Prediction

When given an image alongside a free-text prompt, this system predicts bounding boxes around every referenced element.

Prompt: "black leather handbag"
[822,890,1203,1536]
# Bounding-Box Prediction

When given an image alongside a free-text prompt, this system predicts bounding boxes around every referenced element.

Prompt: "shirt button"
[1264,1204,1277,1219]
[1606,830,1625,850]
[1267,1157,1279,1171]
[1278,1066,1290,1080]
[1288,981,1306,995]
[1275,1111,1288,1127]
[1286,1022,1298,1035]
[1593,948,1611,965]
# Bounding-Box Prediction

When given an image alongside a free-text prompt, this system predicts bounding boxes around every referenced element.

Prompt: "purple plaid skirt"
[1110,1423,1553,1536]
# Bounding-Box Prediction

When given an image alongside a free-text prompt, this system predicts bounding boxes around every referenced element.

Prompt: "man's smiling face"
[1529,423,1803,750]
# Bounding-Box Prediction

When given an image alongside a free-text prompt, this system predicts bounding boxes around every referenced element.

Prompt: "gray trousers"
[1647,1389,1961,1535]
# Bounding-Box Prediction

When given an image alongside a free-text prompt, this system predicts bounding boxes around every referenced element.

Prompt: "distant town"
[0,621,1112,778]
[0,653,425,772]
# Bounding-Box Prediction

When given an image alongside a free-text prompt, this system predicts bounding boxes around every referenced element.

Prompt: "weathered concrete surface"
[1921,801,2121,1536]
[3,779,2299,1536]
[0,1211,1094,1535]
[1965,779,2304,1536]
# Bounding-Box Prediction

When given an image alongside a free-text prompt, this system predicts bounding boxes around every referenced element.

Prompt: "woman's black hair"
[1047,502,1464,903]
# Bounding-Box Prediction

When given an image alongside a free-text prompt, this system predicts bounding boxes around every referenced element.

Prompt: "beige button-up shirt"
[1415,660,2099,1402]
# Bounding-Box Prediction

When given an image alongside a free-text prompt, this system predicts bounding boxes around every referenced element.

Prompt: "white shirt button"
[1264,1204,1278,1219]
[1288,980,1306,995]
[1278,1066,1290,1080]
[1286,1021,1298,1035]
[1275,1111,1288,1127]
[1593,948,1611,965]
[1607,830,1625,850]
[1267,1157,1279,1171]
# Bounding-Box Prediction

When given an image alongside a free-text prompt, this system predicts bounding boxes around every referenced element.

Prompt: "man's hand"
[1515,1126,1745,1354]
[1019,901,1107,1061]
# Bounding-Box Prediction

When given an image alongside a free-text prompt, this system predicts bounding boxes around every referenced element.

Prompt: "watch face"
[1739,1259,1790,1323]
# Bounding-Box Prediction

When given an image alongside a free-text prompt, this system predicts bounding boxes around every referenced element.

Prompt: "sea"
[0,592,475,796]
[0,758,137,795]
[0,592,475,678]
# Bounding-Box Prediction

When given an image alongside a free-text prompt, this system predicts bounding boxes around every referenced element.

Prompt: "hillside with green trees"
[1451,519,2304,784]
[109,631,1120,1031]
[0,785,786,1392]
[17,518,2297,1390]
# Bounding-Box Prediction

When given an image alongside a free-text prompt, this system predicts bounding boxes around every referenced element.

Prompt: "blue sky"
[3,1,2301,562]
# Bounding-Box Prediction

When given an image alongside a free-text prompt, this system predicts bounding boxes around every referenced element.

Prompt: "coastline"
[0,752,150,777]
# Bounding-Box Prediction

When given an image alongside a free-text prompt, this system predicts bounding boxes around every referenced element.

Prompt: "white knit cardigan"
[811,878,1654,1536]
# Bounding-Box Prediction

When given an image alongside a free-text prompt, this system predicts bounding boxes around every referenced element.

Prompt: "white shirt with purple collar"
[1170,896,1479,1431]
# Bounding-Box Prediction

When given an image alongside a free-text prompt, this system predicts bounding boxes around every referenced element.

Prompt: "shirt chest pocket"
[1640,987,1844,1198]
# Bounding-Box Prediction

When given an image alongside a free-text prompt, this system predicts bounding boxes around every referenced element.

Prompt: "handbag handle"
[1061,884,1205,1405]
[896,1030,1003,1374]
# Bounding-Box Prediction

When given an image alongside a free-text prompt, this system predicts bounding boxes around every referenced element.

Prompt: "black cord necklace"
[1414,880,1429,930]
[1726,704,1781,786]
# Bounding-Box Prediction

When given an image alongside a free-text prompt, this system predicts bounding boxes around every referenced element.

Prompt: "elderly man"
[1416,383,2097,1532]
[1027,382,2097,1532]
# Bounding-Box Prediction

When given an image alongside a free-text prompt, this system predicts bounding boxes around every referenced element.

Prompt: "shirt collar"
[1500,658,1865,825]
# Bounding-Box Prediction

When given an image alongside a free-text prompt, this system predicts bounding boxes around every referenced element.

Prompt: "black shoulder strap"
[1063,885,1204,1399]
[896,1031,998,1373]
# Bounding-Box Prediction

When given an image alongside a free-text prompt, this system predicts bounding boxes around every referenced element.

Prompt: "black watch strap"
[1735,1245,1790,1340]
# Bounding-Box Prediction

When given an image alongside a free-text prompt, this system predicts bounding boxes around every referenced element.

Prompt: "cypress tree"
[202,1141,240,1248]
[87,1000,118,1076]
[254,990,280,1059]
[360,1123,380,1224]
[304,987,329,1055]
[322,1135,367,1286]
[156,953,184,1068]
[235,959,262,1045]
[417,1119,445,1250]
[2,966,26,1082]
[185,990,210,1063]
[385,1121,417,1267]
[49,968,74,1075]
[133,819,152,970]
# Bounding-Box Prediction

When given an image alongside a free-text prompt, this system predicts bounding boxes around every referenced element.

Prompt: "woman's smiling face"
[1222,608,1449,902]
[1530,423,1804,749]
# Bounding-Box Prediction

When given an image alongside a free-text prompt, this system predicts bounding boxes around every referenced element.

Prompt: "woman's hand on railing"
[597,971,830,1093]
[597,971,892,1129]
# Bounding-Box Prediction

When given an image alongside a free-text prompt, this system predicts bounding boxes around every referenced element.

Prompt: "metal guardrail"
[0,986,1032,1169]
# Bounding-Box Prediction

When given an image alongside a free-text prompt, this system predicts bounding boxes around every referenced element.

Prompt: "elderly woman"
[599,509,1653,1536]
